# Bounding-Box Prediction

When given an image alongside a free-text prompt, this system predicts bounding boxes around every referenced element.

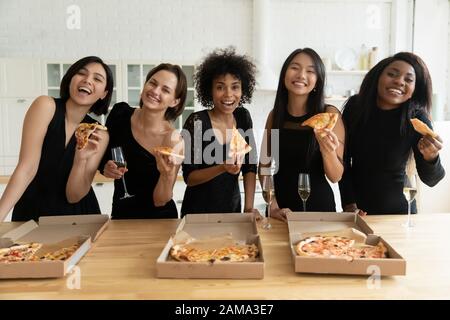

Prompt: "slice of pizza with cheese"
[152,146,185,160]
[75,122,108,150]
[410,118,438,138]
[301,112,339,130]
[229,127,252,156]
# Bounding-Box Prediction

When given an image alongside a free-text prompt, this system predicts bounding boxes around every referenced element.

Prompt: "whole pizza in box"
[169,231,259,263]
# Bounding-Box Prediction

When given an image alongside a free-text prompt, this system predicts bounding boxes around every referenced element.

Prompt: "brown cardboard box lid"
[287,212,406,276]
[0,214,109,279]
[156,213,264,279]
[1,214,109,245]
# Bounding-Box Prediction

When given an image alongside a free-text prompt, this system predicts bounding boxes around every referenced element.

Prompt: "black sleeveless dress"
[100,102,178,219]
[274,111,336,212]
[12,98,101,221]
[180,108,258,216]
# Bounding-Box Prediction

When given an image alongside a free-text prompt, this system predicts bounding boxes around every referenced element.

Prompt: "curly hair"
[194,47,257,108]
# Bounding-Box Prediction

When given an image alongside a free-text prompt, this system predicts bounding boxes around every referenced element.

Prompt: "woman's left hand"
[244,208,262,221]
[418,135,443,162]
[154,151,177,177]
[314,128,339,154]
[76,131,103,161]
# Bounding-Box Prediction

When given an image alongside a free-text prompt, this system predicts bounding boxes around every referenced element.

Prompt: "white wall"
[0,0,253,62]
[414,0,449,121]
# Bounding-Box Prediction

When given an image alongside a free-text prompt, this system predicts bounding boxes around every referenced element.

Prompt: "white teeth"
[293,81,306,86]
[147,95,160,103]
[388,88,403,95]
[78,86,92,94]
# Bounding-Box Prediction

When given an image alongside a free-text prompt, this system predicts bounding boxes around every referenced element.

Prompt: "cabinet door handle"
[17,99,26,103]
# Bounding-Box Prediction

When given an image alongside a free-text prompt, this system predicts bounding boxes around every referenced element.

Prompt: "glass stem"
[407,201,411,226]
[121,177,129,195]
[303,200,307,212]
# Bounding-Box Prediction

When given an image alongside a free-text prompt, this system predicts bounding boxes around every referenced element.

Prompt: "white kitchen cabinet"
[0,98,31,175]
[0,184,12,222]
[0,58,42,98]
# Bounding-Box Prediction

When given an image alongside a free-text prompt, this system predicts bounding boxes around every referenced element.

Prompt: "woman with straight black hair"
[0,56,113,221]
[259,48,345,222]
[339,52,445,215]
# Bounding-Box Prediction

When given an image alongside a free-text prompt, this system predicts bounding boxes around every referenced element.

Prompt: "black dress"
[181,108,257,216]
[274,111,336,212]
[101,102,178,219]
[12,98,101,221]
[339,96,445,214]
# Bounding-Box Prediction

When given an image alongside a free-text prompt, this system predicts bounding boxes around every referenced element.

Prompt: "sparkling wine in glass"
[111,146,134,199]
[261,175,274,230]
[402,173,417,228]
[298,173,311,212]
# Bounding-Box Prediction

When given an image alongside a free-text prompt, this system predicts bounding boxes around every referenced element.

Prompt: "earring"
[313,88,317,92]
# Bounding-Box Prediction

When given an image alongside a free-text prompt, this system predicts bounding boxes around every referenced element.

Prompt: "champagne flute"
[111,147,134,199]
[402,173,417,228]
[261,175,274,230]
[298,173,311,212]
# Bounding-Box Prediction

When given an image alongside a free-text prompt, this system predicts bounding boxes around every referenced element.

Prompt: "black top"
[101,102,178,219]
[339,96,445,214]
[274,111,336,212]
[181,108,257,216]
[12,98,101,221]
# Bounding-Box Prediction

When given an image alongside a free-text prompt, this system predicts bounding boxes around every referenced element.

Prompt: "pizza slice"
[0,242,43,263]
[301,112,339,130]
[229,127,252,157]
[410,118,438,138]
[75,122,108,150]
[152,146,185,160]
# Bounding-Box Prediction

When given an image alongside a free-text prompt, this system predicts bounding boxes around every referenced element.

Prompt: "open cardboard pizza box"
[156,213,264,279]
[0,214,109,279]
[287,212,406,276]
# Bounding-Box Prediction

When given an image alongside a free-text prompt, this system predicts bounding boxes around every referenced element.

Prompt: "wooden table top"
[1,213,449,300]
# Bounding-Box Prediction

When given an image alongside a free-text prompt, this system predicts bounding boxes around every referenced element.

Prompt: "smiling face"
[211,73,242,114]
[377,60,416,110]
[69,62,108,106]
[284,53,317,96]
[140,70,180,111]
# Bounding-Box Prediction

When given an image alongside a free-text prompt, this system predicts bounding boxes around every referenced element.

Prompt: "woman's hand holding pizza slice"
[410,118,443,162]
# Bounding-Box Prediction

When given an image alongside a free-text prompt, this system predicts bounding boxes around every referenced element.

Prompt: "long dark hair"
[272,48,326,130]
[271,48,327,167]
[60,56,114,115]
[139,63,187,121]
[344,52,432,136]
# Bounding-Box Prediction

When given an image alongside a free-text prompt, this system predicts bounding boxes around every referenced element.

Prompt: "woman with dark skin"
[181,47,259,218]
[339,52,445,215]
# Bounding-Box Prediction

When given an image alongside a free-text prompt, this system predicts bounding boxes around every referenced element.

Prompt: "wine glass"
[298,173,311,212]
[261,175,274,230]
[402,173,417,228]
[111,147,134,199]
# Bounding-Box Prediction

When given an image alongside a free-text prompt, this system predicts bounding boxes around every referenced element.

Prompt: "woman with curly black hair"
[180,47,259,217]
[339,52,445,215]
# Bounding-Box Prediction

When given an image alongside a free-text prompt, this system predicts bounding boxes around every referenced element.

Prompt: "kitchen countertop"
[1,213,449,299]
